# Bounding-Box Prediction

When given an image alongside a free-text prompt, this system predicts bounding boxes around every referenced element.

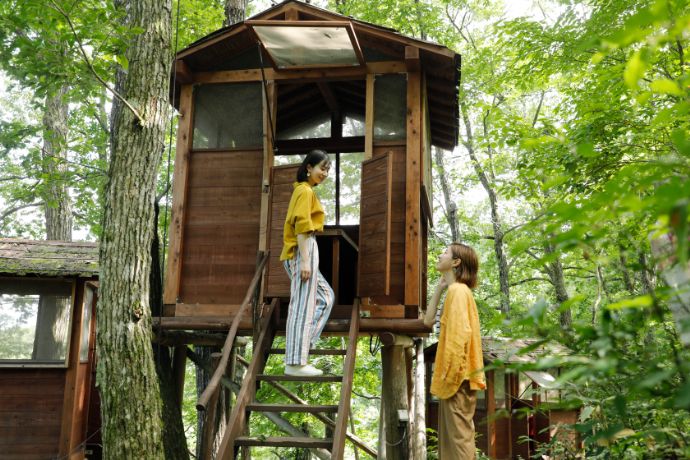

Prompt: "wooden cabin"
[0,239,100,460]
[164,0,459,324]
[425,338,581,459]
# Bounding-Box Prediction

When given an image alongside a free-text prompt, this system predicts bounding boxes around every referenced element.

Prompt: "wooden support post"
[365,73,375,160]
[173,345,188,407]
[380,338,410,459]
[259,80,276,254]
[164,84,195,306]
[487,369,497,458]
[201,353,222,460]
[413,339,427,459]
[405,70,422,308]
[405,46,420,72]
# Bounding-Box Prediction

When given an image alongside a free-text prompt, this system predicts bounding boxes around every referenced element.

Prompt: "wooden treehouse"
[0,239,101,460]
[160,0,459,457]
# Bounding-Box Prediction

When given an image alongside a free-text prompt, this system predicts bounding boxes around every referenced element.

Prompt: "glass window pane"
[374,74,407,141]
[494,369,506,408]
[342,112,365,138]
[339,152,362,224]
[193,83,263,149]
[254,26,359,68]
[0,278,73,364]
[277,113,331,140]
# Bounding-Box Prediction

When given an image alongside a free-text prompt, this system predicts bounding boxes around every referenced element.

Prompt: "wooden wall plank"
[365,74,374,160]
[405,71,422,306]
[164,84,195,305]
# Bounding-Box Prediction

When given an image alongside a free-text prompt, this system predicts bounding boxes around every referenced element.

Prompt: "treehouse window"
[374,74,407,141]
[277,113,332,140]
[0,278,74,366]
[192,83,263,150]
[252,23,361,68]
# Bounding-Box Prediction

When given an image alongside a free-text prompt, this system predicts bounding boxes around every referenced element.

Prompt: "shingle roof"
[0,239,99,278]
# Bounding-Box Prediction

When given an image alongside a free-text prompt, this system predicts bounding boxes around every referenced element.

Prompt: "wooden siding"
[0,369,65,459]
[373,144,406,305]
[266,164,299,297]
[358,153,392,297]
[179,150,263,305]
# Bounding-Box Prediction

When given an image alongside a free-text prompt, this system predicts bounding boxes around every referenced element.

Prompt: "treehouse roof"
[0,238,99,278]
[174,0,460,151]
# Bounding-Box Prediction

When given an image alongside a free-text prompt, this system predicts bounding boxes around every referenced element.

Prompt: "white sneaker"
[285,364,323,377]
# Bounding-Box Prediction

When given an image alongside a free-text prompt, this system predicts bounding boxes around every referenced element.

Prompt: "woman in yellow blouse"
[279,150,335,377]
[424,242,486,459]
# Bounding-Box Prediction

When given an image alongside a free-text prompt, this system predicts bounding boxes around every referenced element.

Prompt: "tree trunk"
[42,84,72,241]
[544,242,572,328]
[434,148,459,242]
[460,100,510,314]
[223,0,247,27]
[96,0,172,456]
[380,344,409,459]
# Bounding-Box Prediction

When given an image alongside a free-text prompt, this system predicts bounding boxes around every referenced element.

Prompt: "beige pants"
[438,380,477,460]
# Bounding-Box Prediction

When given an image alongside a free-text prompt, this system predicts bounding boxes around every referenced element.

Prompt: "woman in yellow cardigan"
[280,150,335,377]
[424,242,486,459]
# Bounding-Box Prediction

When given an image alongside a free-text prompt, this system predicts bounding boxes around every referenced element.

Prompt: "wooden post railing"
[196,251,269,411]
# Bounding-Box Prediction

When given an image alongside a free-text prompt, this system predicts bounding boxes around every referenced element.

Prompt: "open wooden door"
[358,152,393,298]
[266,164,300,298]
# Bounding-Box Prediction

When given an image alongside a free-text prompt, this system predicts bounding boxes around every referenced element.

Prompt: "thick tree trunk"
[434,148,459,242]
[460,100,510,314]
[96,0,172,456]
[223,0,247,27]
[42,84,72,241]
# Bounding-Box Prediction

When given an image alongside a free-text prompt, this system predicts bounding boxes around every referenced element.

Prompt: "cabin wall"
[178,149,263,307]
[0,369,65,459]
[373,144,406,305]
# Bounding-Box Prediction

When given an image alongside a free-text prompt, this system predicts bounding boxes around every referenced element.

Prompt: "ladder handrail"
[332,298,360,459]
[196,251,269,411]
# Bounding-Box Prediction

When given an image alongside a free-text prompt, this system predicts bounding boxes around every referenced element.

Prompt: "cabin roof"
[425,337,568,364]
[0,239,99,278]
[175,0,460,151]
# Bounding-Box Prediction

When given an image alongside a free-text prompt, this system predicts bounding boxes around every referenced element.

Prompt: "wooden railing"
[332,298,360,459]
[196,251,269,411]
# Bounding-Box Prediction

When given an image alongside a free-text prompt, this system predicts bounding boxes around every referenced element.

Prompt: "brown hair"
[450,242,479,289]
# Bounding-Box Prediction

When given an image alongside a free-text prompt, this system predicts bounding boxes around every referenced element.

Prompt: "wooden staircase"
[214,298,361,459]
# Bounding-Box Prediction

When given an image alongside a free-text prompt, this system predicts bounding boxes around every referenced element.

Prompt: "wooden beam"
[175,60,194,84]
[177,23,249,59]
[365,74,374,160]
[405,71,422,307]
[276,136,364,154]
[405,46,420,72]
[163,84,194,305]
[317,82,340,115]
[260,80,277,254]
[193,61,406,84]
[285,6,299,21]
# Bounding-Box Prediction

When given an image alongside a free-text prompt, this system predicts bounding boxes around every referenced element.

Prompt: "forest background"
[1,0,689,458]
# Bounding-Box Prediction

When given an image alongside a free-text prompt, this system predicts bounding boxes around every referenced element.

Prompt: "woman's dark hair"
[450,242,479,289]
[296,150,330,183]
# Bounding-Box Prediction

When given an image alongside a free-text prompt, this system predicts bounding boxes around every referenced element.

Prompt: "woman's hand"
[300,259,311,281]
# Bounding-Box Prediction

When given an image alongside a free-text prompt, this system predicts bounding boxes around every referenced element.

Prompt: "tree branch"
[532,91,545,128]
[0,201,45,227]
[47,0,145,126]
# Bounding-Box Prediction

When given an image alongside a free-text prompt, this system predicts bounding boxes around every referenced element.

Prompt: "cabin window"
[342,112,365,138]
[192,83,263,150]
[494,368,507,408]
[253,24,360,68]
[0,278,74,366]
[277,113,332,140]
[374,74,407,141]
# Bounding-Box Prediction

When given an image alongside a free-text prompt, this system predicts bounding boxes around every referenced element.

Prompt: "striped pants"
[283,235,334,366]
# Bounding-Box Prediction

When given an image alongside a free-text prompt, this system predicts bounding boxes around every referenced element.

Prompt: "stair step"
[269,348,347,355]
[247,403,339,413]
[235,436,333,448]
[257,374,342,382]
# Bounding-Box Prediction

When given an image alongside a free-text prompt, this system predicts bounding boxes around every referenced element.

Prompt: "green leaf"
[607,295,653,310]
[624,51,647,89]
[649,79,683,96]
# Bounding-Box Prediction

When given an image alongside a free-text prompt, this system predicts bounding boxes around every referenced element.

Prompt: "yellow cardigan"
[280,182,324,261]
[430,282,486,399]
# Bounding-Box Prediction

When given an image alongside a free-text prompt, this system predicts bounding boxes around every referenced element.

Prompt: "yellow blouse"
[430,282,486,399]
[280,182,325,261]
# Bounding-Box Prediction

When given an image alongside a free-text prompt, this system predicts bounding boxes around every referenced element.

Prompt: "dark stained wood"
[405,71,422,307]
[196,253,269,411]
[178,149,263,305]
[269,348,346,355]
[164,84,195,305]
[235,436,333,448]
[257,374,342,382]
[276,136,365,154]
[358,154,392,298]
[267,165,300,298]
[216,298,278,457]
[332,300,360,459]
[247,403,339,413]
